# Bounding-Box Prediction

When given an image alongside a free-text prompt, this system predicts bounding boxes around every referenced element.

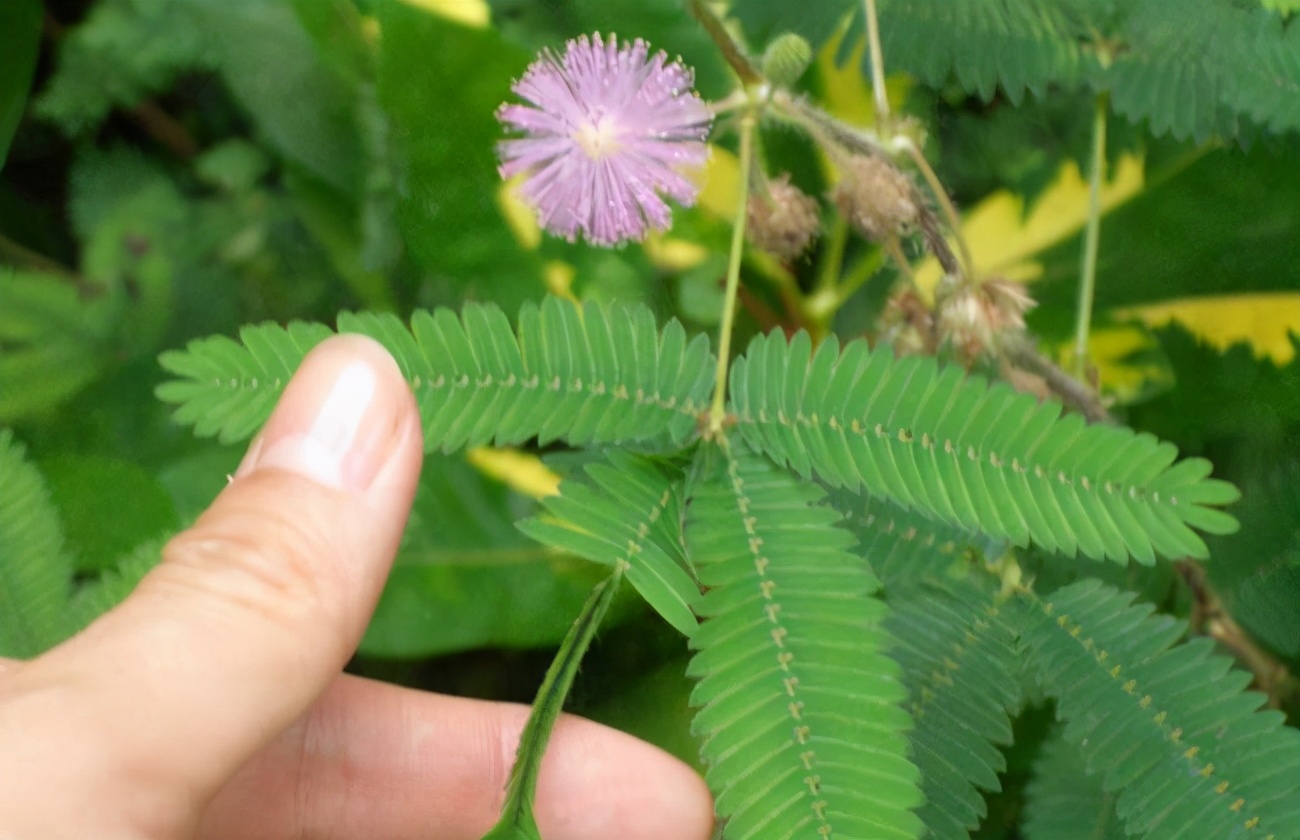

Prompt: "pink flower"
[497,34,713,246]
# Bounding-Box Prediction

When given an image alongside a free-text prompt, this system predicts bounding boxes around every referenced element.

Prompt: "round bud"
[761,33,814,87]
[831,155,919,241]
[747,173,822,260]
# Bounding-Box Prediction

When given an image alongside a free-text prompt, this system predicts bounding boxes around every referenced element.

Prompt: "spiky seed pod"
[832,155,919,241]
[746,173,821,260]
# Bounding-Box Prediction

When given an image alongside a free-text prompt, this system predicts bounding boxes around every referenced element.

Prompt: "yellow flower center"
[573,114,622,160]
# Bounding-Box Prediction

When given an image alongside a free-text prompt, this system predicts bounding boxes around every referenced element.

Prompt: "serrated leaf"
[684,441,923,840]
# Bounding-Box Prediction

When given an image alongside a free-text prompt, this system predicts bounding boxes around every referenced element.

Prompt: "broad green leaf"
[480,569,623,840]
[0,0,40,166]
[40,455,178,574]
[685,440,923,840]
[360,453,608,658]
[1021,580,1300,839]
[0,430,73,657]
[375,2,542,309]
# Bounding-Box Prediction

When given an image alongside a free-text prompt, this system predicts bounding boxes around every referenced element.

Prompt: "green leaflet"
[729,330,1240,564]
[481,569,623,840]
[684,441,923,840]
[832,492,987,593]
[519,451,698,638]
[1022,731,1125,840]
[885,579,1020,840]
[157,296,715,451]
[0,429,74,657]
[1021,580,1300,839]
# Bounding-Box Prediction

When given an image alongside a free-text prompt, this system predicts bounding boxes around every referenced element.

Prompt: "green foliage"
[885,579,1021,840]
[520,451,698,638]
[6,1,1299,838]
[1022,732,1125,840]
[684,442,924,840]
[729,329,1240,564]
[1021,580,1300,839]
[0,0,40,166]
[0,430,73,657]
[482,568,624,840]
[157,296,715,450]
[360,453,611,659]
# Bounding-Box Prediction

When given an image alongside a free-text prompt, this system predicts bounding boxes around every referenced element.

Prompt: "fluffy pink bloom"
[497,34,712,246]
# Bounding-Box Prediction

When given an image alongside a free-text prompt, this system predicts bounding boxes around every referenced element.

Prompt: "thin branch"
[1178,560,1299,711]
[897,136,974,279]
[1002,333,1113,424]
[863,0,890,126]
[1074,92,1108,377]
[686,0,763,85]
[708,110,757,435]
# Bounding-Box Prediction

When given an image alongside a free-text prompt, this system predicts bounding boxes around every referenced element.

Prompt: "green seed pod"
[761,33,813,86]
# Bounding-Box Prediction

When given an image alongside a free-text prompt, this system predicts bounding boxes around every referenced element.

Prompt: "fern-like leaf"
[684,440,923,840]
[1022,731,1125,840]
[886,578,1020,840]
[729,330,1239,564]
[833,492,987,593]
[1021,580,1300,839]
[158,296,714,451]
[518,451,698,638]
[0,429,73,656]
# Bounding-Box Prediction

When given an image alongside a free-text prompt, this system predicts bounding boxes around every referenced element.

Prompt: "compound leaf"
[729,330,1239,564]
[0,429,73,657]
[684,440,923,840]
[519,450,699,638]
[1022,731,1125,840]
[1021,580,1300,839]
[158,296,715,452]
[886,578,1021,840]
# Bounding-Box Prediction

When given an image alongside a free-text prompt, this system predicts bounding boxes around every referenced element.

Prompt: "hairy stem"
[898,136,974,279]
[1074,93,1108,377]
[1002,334,1112,424]
[709,112,757,435]
[863,0,890,126]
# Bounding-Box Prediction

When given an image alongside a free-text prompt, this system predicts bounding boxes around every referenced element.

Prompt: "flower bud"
[832,155,919,241]
[761,33,813,87]
[747,173,821,260]
[936,275,1036,360]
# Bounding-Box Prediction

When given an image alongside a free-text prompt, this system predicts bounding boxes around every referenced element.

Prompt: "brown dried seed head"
[747,173,821,260]
[832,155,919,241]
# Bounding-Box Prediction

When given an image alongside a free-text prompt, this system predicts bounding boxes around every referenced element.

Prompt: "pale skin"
[0,336,714,840]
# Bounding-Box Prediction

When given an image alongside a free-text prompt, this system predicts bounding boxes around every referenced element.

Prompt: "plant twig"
[1002,333,1112,424]
[863,0,890,126]
[897,136,974,280]
[709,110,757,435]
[1074,92,1108,377]
[1178,560,1299,710]
[686,0,763,84]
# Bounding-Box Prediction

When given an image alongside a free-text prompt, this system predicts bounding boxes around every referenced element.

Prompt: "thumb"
[0,335,423,839]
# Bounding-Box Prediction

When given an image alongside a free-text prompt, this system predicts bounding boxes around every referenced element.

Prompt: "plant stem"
[863,0,890,126]
[1074,92,1108,377]
[686,0,762,84]
[898,136,974,280]
[709,111,757,436]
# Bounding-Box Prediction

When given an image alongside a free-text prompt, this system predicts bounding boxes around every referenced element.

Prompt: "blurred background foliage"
[1,0,1298,833]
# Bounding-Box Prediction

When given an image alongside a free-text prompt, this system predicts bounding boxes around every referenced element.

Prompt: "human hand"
[0,336,713,840]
